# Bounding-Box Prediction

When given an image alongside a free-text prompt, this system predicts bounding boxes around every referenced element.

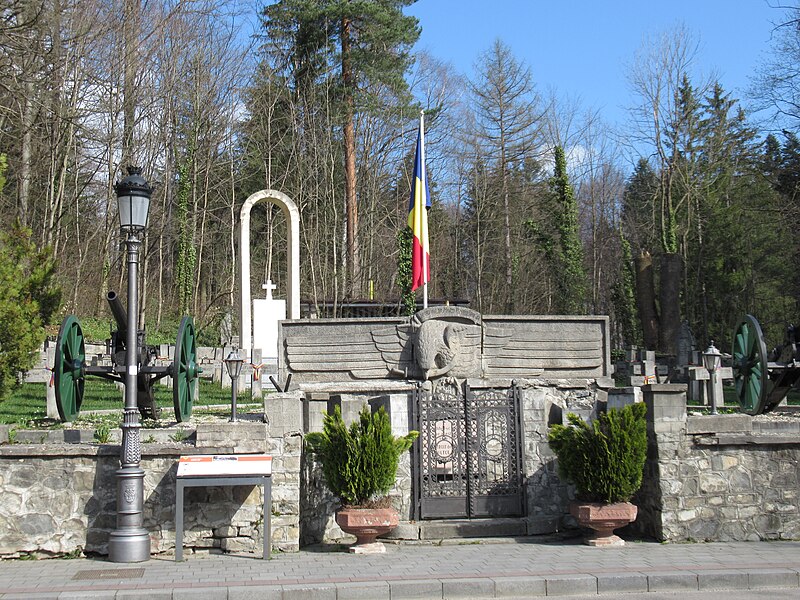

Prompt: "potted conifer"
[305,404,418,554]
[548,402,647,546]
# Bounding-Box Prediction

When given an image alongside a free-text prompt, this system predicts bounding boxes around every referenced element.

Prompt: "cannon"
[731,314,800,415]
[53,291,200,423]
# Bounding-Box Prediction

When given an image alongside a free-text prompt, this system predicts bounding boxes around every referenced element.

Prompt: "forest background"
[2,0,800,398]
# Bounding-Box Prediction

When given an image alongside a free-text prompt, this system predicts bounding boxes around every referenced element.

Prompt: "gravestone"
[252,280,285,370]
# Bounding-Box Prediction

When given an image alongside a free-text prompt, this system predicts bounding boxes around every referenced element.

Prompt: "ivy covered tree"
[550,146,587,314]
[175,154,196,316]
[396,227,415,316]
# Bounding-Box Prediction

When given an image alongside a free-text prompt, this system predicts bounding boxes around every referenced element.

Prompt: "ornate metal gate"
[414,379,524,519]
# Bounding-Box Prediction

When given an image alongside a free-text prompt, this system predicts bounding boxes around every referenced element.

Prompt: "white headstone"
[253,280,285,361]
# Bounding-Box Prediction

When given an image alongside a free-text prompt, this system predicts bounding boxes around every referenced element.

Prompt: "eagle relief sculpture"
[282,306,483,382]
[280,306,608,383]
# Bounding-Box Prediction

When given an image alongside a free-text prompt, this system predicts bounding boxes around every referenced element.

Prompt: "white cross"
[262,279,277,301]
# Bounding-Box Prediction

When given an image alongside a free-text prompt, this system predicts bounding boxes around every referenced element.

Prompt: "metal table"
[175,474,272,561]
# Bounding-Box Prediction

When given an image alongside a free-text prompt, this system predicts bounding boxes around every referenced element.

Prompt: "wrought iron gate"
[414,380,524,519]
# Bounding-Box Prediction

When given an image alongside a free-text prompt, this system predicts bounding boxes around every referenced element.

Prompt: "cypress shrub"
[305,405,419,507]
[548,402,647,504]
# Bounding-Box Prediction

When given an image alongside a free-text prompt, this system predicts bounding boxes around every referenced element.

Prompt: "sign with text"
[177,454,272,477]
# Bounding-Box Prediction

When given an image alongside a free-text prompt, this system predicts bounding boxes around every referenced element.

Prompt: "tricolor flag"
[408,112,430,293]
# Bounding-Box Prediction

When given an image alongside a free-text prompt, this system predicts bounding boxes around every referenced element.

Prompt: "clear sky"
[406,0,783,128]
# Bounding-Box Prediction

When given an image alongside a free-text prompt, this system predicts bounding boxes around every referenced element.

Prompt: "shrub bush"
[305,405,418,507]
[548,402,647,504]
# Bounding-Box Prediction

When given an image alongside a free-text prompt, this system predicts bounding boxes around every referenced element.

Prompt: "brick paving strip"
[0,540,799,598]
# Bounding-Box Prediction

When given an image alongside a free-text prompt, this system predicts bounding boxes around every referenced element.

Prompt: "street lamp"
[108,166,152,563]
[224,349,244,422]
[703,341,723,415]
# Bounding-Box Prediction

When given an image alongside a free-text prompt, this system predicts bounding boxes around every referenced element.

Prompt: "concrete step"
[417,518,527,540]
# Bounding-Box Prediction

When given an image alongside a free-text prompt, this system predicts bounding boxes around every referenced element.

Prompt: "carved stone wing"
[281,320,414,381]
[483,317,609,378]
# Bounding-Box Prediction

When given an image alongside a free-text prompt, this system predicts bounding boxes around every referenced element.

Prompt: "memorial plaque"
[177,454,272,477]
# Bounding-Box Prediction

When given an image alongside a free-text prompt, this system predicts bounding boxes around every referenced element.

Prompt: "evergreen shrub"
[305,405,418,507]
[548,402,647,504]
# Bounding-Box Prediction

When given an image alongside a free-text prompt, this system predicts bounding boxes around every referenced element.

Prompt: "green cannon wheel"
[172,316,199,422]
[732,314,770,415]
[53,315,86,422]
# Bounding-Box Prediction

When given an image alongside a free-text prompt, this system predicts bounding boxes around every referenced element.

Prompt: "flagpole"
[421,110,428,310]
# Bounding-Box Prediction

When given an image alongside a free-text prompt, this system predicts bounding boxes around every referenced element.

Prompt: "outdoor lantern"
[224,349,245,423]
[702,341,722,374]
[224,349,244,380]
[703,341,723,415]
[115,166,152,232]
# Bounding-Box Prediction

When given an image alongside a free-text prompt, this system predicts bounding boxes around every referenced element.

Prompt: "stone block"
[748,568,800,588]
[266,392,303,435]
[336,581,390,600]
[389,579,443,599]
[228,586,283,600]
[493,576,546,597]
[173,588,227,600]
[596,572,648,594]
[442,578,494,598]
[526,516,559,535]
[282,584,336,600]
[116,592,172,600]
[383,522,420,539]
[687,415,751,434]
[545,574,597,596]
[647,572,698,591]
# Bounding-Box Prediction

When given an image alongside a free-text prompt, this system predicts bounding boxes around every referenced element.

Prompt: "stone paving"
[1,538,800,599]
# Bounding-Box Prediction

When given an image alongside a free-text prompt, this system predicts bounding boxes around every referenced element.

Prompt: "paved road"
[1,538,799,598]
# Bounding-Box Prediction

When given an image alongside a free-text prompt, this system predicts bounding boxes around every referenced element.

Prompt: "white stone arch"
[239,189,300,358]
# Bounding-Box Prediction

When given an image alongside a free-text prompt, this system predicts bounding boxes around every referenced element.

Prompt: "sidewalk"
[2,538,800,599]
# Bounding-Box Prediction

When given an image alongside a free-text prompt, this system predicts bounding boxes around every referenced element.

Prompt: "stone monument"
[238,189,300,361]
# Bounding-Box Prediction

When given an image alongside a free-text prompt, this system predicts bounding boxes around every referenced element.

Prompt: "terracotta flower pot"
[335,507,399,554]
[569,501,637,547]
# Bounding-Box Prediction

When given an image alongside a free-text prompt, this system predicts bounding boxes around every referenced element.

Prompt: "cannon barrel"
[106,291,128,335]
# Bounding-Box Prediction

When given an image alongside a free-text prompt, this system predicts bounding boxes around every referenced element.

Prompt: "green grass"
[0,379,258,427]
[687,384,800,409]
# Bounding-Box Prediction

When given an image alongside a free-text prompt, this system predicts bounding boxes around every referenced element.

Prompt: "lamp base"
[108,529,150,563]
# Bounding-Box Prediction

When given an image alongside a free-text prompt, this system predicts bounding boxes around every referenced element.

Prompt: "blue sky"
[406,0,783,128]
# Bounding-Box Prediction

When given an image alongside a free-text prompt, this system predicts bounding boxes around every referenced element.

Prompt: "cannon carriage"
[732,314,800,415]
[53,291,200,423]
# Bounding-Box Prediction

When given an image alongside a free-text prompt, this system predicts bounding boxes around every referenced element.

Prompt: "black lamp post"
[703,341,723,415]
[224,349,244,422]
[108,166,152,563]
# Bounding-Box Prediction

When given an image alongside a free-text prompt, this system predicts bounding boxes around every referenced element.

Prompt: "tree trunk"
[341,16,359,298]
[658,252,682,356]
[635,251,659,350]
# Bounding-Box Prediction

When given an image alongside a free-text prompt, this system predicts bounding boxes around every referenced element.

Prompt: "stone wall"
[6,379,800,558]
[298,383,416,545]
[0,418,301,559]
[517,378,608,535]
[636,384,800,542]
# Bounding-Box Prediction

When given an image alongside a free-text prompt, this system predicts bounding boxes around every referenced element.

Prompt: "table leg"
[175,481,184,562]
[263,476,272,559]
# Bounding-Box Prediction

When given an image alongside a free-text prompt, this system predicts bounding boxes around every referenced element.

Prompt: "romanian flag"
[407,114,430,291]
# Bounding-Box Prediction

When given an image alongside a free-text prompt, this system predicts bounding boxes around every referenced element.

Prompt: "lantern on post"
[224,349,245,422]
[108,166,152,563]
[703,341,723,415]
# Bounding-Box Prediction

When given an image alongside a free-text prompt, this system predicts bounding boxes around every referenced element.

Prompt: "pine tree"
[261,0,420,298]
